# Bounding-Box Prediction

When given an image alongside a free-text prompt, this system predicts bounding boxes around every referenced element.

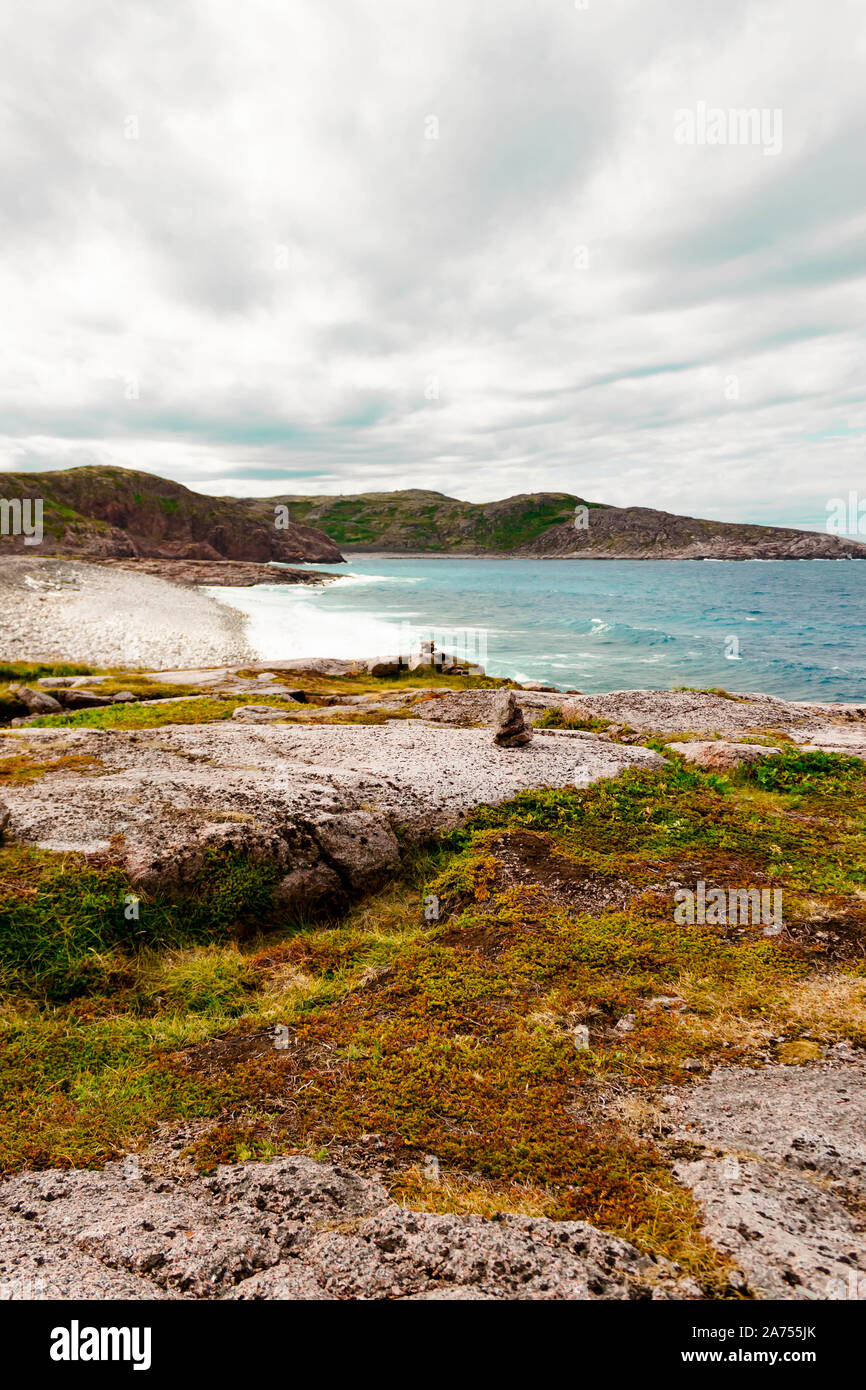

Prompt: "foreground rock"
[7,684,63,715]
[0,1154,698,1301]
[0,722,662,896]
[666,1058,866,1300]
[666,740,781,770]
[419,688,566,726]
[231,703,301,723]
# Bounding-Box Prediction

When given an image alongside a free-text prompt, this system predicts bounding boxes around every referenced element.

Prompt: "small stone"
[645,996,687,1012]
[274,863,343,914]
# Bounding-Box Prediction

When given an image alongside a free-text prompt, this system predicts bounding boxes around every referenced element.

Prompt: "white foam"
[206,585,406,661]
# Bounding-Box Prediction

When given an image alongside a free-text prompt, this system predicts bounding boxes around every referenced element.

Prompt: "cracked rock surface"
[0,1155,698,1301]
[665,1059,866,1300]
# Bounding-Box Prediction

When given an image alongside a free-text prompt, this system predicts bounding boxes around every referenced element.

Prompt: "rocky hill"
[3,469,862,562]
[0,466,344,564]
[280,489,866,560]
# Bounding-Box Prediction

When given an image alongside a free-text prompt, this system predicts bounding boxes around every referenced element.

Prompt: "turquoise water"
[213,557,866,702]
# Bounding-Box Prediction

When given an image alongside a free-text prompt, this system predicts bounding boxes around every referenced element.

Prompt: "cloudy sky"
[1,0,864,526]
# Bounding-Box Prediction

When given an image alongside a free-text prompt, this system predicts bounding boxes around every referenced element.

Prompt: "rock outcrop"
[8,685,63,714]
[666,1057,866,1300]
[666,740,781,770]
[0,1153,699,1300]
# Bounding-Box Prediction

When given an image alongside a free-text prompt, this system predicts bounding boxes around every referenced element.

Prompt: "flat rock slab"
[571,689,817,734]
[0,723,660,900]
[0,1154,697,1301]
[1,723,662,874]
[417,689,566,725]
[666,1059,866,1300]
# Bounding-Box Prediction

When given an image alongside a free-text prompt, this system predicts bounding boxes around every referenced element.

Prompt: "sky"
[1,0,864,529]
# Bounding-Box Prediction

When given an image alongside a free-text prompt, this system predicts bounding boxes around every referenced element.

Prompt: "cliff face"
[281,490,866,560]
[0,467,344,564]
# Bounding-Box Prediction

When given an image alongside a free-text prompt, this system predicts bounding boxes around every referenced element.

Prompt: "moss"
[0,843,282,1001]
[0,662,94,682]
[0,752,101,785]
[0,750,863,1292]
[535,706,611,732]
[21,697,272,730]
[738,747,865,796]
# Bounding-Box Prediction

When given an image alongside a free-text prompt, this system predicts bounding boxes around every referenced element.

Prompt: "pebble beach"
[0,557,253,669]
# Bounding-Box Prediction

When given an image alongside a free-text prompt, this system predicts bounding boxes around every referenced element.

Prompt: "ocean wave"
[333,573,422,587]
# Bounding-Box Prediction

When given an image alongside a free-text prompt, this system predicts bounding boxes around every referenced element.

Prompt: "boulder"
[274,862,344,915]
[493,690,533,748]
[111,691,138,703]
[559,699,593,724]
[667,740,781,771]
[520,681,561,692]
[57,689,114,710]
[9,685,63,714]
[0,796,10,840]
[365,659,401,677]
[231,704,299,723]
[312,811,401,890]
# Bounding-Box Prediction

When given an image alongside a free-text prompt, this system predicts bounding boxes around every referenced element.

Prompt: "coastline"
[337,549,866,561]
[3,553,865,705]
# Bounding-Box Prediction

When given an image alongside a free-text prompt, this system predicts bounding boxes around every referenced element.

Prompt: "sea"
[208,556,866,703]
